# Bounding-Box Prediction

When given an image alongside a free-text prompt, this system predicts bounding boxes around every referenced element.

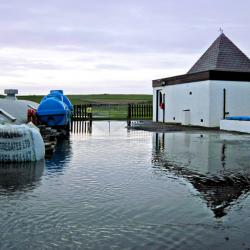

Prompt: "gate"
[72,104,92,121]
[71,104,152,130]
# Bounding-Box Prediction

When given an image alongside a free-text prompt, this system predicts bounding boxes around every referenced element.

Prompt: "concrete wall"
[153,79,250,127]
[165,81,210,126]
[153,81,210,126]
[209,80,250,127]
[220,120,250,133]
[153,87,158,122]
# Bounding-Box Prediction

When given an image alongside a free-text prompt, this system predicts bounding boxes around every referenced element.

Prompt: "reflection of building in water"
[0,161,44,193]
[152,132,250,218]
[45,138,73,174]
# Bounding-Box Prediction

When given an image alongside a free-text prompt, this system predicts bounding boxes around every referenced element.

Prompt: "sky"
[0,0,249,95]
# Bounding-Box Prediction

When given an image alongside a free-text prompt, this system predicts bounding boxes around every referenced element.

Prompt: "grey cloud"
[0,0,249,54]
[0,58,67,72]
[0,0,250,94]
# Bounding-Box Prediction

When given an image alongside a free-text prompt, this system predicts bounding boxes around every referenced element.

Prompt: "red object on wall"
[159,102,165,109]
[27,108,38,124]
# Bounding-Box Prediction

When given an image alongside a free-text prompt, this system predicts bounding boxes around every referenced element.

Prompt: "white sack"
[0,123,45,162]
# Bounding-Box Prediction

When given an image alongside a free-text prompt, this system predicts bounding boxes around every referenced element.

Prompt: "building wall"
[164,80,210,126]
[153,80,250,127]
[209,80,250,127]
[220,120,250,133]
[153,87,158,122]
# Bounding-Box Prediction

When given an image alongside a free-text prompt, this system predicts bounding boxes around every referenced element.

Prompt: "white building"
[153,33,250,127]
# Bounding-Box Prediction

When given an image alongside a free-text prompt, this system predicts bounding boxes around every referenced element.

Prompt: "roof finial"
[219,27,224,34]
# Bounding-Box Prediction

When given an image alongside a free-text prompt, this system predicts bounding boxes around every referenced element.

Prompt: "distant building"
[152,33,250,127]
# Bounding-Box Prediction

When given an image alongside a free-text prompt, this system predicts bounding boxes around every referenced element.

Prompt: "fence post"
[127,104,131,126]
[89,104,92,121]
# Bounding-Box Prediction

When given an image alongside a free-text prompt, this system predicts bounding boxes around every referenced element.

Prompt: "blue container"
[37,90,73,127]
[41,90,73,112]
[226,116,250,121]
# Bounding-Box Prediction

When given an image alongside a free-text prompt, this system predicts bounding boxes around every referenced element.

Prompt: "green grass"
[18,94,152,105]
[17,94,153,120]
[91,105,128,120]
[76,104,152,120]
[18,95,43,103]
[73,105,152,120]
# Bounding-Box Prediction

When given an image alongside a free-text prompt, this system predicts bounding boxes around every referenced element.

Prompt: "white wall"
[220,120,250,133]
[153,87,158,122]
[153,79,250,127]
[209,80,250,127]
[164,81,210,126]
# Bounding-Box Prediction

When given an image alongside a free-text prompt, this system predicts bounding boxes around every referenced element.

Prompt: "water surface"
[1,121,250,249]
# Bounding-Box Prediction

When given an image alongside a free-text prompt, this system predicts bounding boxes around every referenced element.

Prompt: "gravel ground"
[127,120,221,133]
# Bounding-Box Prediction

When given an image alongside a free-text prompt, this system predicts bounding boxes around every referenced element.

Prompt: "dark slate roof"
[188,33,250,74]
[152,70,250,87]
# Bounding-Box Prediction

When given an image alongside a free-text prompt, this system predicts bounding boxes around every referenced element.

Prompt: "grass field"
[72,104,152,120]
[18,94,152,105]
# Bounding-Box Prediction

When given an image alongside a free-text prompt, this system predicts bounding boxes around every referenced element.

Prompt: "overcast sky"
[0,0,249,95]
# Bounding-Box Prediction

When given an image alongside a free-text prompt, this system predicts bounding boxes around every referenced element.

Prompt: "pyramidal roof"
[188,33,250,74]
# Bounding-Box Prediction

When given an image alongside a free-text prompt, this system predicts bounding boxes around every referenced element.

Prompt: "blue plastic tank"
[36,90,73,127]
[226,116,250,121]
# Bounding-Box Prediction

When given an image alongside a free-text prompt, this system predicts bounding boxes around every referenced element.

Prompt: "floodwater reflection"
[152,132,250,218]
[0,161,44,194]
[45,138,72,175]
[70,121,92,134]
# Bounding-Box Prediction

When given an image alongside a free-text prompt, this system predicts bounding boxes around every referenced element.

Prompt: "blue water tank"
[226,116,250,121]
[37,90,73,127]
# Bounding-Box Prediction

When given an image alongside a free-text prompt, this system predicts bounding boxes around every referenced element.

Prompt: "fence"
[72,103,152,122]
[127,104,152,120]
[72,104,92,121]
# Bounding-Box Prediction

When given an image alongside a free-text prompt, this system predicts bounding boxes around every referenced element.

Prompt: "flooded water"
[1,121,250,249]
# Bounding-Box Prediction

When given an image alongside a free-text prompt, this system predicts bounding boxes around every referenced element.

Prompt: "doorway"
[156,90,165,122]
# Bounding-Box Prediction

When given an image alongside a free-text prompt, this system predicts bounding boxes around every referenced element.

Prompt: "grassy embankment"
[18,94,152,105]
[18,94,153,120]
